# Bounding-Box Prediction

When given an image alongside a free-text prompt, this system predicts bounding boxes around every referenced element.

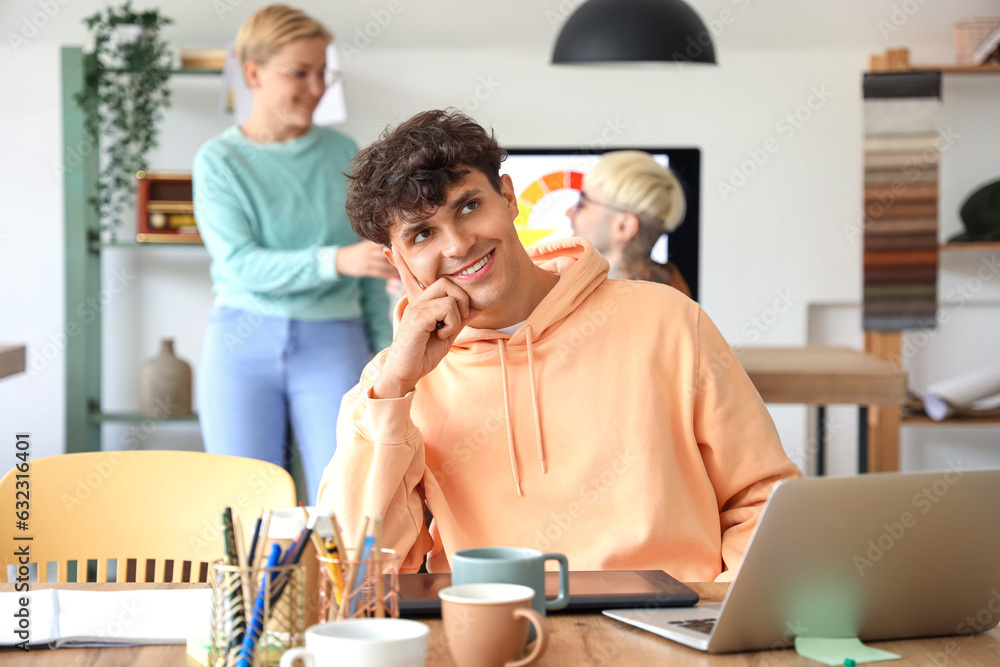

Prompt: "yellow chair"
[0,450,297,583]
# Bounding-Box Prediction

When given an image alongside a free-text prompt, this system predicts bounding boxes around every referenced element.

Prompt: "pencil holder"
[208,559,306,667]
[317,548,402,621]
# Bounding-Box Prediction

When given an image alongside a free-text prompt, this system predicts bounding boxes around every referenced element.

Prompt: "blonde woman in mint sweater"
[193,6,395,503]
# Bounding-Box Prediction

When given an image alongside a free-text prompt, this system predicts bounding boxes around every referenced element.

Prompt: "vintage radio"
[135,170,201,243]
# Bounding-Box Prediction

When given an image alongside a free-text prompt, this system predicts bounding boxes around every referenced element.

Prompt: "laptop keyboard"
[669,618,717,634]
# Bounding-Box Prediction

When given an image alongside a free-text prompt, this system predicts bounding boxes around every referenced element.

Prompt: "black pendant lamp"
[552,0,717,65]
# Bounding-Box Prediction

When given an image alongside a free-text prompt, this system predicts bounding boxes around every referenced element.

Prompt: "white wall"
[2,0,999,472]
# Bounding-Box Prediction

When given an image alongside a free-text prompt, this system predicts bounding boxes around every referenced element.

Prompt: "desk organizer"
[208,559,306,666]
[317,548,402,621]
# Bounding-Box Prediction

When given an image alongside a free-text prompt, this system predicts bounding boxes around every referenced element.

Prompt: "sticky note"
[186,636,211,666]
[794,637,901,665]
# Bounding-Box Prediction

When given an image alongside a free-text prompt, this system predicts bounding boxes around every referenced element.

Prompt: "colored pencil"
[233,514,253,622]
[221,508,247,660]
[373,516,384,618]
[339,517,370,620]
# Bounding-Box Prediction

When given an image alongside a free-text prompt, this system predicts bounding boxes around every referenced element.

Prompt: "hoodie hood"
[391,237,610,495]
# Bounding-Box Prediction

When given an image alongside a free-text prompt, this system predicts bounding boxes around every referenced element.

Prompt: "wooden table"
[736,346,907,474]
[4,582,1000,666]
[0,345,26,380]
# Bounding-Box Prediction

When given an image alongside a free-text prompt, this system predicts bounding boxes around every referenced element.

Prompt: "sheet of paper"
[795,637,901,665]
[56,588,212,646]
[0,589,57,645]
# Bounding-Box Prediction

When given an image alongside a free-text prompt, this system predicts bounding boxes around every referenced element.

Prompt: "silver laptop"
[605,469,1000,653]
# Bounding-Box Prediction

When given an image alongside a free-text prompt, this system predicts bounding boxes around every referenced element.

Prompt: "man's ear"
[613,213,640,244]
[499,174,519,219]
[244,60,261,89]
[383,245,395,266]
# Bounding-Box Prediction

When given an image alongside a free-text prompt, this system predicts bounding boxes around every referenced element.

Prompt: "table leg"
[867,403,901,473]
[858,406,869,474]
[816,405,826,477]
[863,331,904,474]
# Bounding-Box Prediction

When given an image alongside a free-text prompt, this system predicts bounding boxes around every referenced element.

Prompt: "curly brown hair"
[345,109,507,246]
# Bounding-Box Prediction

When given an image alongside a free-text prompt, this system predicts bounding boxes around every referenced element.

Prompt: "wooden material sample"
[862,117,940,330]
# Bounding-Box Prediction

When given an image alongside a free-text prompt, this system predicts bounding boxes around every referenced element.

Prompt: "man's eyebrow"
[395,188,484,241]
[396,218,428,240]
[447,188,483,213]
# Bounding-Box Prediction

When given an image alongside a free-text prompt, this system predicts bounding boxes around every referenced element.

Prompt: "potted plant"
[76,1,174,238]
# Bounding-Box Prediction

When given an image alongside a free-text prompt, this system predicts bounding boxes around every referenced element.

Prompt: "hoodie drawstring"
[497,340,522,496]
[525,325,547,475]
[498,329,547,497]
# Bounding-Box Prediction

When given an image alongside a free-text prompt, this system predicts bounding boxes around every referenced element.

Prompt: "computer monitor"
[503,148,701,301]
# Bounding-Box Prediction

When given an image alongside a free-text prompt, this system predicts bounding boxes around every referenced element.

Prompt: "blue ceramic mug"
[451,547,570,620]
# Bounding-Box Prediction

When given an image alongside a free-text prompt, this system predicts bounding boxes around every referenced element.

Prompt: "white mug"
[279,618,429,667]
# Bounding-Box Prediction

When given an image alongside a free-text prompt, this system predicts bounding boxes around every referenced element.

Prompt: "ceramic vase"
[140,338,192,417]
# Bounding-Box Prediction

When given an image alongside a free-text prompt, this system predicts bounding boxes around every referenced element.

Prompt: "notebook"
[0,588,211,648]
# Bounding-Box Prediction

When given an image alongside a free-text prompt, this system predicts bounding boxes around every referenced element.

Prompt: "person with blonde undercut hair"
[567,151,691,297]
[194,5,396,503]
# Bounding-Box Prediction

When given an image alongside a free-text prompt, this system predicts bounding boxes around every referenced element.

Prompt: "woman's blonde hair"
[586,151,687,233]
[235,4,333,65]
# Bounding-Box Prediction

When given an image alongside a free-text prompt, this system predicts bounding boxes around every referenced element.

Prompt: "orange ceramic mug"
[438,583,549,667]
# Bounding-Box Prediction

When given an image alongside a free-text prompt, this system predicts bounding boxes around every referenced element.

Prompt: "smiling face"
[245,36,328,133]
[387,169,527,315]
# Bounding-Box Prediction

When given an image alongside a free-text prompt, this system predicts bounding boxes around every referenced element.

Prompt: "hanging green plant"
[76,1,174,238]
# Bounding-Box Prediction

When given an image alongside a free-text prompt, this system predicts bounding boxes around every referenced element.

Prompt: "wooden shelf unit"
[88,411,200,424]
[867,64,1000,75]
[902,413,1000,427]
[940,241,1000,252]
[62,46,211,453]
[862,56,1000,464]
[907,64,1000,74]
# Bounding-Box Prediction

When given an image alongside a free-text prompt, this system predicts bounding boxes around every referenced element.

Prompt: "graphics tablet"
[398,570,698,616]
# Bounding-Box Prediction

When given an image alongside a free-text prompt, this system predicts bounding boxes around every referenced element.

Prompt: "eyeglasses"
[570,191,632,215]
[271,64,343,88]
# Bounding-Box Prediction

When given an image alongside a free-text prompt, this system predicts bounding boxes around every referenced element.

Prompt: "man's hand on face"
[371,246,481,400]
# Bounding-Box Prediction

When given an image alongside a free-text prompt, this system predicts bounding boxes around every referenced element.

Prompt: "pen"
[246,513,263,567]
[257,511,273,570]
[236,542,281,667]
[269,518,315,609]
[221,507,247,658]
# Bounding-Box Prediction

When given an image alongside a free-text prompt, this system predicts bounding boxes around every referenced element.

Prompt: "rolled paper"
[924,365,1000,421]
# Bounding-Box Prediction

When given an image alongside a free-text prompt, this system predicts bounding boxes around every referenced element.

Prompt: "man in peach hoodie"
[317,110,801,582]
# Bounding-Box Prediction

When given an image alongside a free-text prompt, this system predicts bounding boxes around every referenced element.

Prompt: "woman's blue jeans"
[198,306,370,505]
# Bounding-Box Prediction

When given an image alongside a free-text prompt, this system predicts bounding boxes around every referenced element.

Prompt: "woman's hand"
[335,241,399,280]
